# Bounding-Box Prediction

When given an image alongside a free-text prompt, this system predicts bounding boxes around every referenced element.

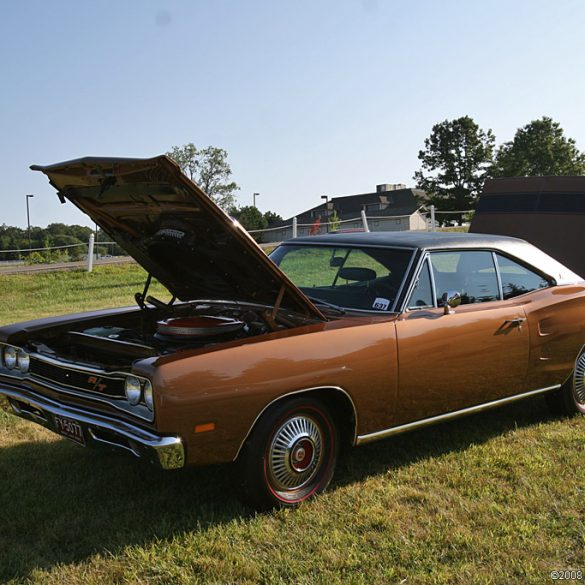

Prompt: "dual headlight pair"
[125,376,154,411]
[1,346,30,373]
[1,344,153,413]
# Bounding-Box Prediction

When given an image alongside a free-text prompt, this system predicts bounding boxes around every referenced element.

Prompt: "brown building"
[470,176,585,278]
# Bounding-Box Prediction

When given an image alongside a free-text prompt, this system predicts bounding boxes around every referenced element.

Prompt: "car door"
[394,250,530,426]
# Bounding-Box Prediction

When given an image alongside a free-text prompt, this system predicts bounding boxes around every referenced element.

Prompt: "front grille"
[29,359,125,399]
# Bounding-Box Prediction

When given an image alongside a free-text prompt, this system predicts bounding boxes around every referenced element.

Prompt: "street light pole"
[26,194,34,251]
[253,192,260,208]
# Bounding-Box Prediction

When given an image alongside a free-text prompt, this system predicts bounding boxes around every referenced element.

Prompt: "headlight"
[143,380,154,411]
[125,376,142,405]
[4,347,17,370]
[17,350,30,373]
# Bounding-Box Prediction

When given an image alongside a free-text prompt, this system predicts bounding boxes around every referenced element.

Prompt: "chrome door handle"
[504,317,526,328]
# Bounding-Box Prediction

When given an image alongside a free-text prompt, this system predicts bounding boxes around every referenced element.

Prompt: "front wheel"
[238,397,338,510]
[545,351,585,416]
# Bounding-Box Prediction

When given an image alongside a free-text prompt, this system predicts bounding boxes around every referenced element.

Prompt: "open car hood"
[31,155,324,320]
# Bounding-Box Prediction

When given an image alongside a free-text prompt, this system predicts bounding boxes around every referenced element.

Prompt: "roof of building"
[268,187,427,228]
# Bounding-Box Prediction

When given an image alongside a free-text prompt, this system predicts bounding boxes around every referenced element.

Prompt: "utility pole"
[26,194,34,251]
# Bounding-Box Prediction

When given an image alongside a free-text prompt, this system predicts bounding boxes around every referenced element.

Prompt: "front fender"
[150,321,397,466]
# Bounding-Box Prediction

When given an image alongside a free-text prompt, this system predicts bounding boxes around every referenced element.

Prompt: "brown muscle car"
[1,155,584,509]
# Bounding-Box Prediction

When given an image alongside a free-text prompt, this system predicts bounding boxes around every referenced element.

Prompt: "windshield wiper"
[305,295,346,316]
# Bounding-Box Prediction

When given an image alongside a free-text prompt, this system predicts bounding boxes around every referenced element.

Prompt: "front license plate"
[54,415,86,446]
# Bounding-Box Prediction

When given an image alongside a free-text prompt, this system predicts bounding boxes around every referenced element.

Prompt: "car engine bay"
[23,300,312,371]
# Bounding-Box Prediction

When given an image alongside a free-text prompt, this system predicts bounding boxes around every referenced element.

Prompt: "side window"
[407,260,434,309]
[496,254,550,299]
[430,251,500,305]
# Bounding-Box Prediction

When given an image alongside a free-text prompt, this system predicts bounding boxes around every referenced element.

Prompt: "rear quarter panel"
[525,284,585,388]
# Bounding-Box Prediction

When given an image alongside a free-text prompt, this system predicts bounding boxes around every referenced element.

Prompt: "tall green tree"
[230,205,268,242]
[166,143,239,210]
[414,116,495,224]
[263,210,283,226]
[0,223,115,261]
[491,116,585,177]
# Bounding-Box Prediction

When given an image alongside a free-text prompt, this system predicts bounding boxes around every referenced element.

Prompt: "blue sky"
[1,0,584,228]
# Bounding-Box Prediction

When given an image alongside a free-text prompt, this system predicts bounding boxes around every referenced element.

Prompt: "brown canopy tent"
[470,176,585,278]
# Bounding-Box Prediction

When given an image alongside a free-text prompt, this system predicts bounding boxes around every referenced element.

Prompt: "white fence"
[0,239,120,273]
[0,207,476,271]
[251,206,475,244]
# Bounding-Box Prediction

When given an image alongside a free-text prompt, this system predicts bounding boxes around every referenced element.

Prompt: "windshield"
[270,245,413,312]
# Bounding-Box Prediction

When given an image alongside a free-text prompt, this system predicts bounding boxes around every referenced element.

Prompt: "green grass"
[0,265,584,584]
[0,264,170,325]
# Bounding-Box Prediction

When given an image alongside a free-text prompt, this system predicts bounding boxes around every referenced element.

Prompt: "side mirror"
[441,291,461,315]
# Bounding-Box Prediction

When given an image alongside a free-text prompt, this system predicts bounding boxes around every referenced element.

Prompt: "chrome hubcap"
[291,438,314,472]
[574,353,585,405]
[268,415,323,491]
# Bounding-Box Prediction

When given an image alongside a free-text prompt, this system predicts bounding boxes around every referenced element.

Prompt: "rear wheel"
[545,351,585,416]
[238,397,338,510]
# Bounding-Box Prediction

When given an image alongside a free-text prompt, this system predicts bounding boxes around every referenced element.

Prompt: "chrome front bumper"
[0,384,185,470]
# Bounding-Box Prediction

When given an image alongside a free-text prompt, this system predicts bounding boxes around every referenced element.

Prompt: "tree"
[263,210,283,226]
[166,143,198,181]
[491,116,585,177]
[166,143,239,210]
[46,223,70,236]
[0,224,25,260]
[230,205,268,242]
[0,223,122,262]
[414,116,495,224]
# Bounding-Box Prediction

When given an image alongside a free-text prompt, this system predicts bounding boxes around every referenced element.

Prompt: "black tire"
[545,351,585,417]
[238,397,338,510]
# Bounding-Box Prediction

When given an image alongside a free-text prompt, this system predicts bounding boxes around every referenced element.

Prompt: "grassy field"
[0,264,171,324]
[0,265,584,584]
